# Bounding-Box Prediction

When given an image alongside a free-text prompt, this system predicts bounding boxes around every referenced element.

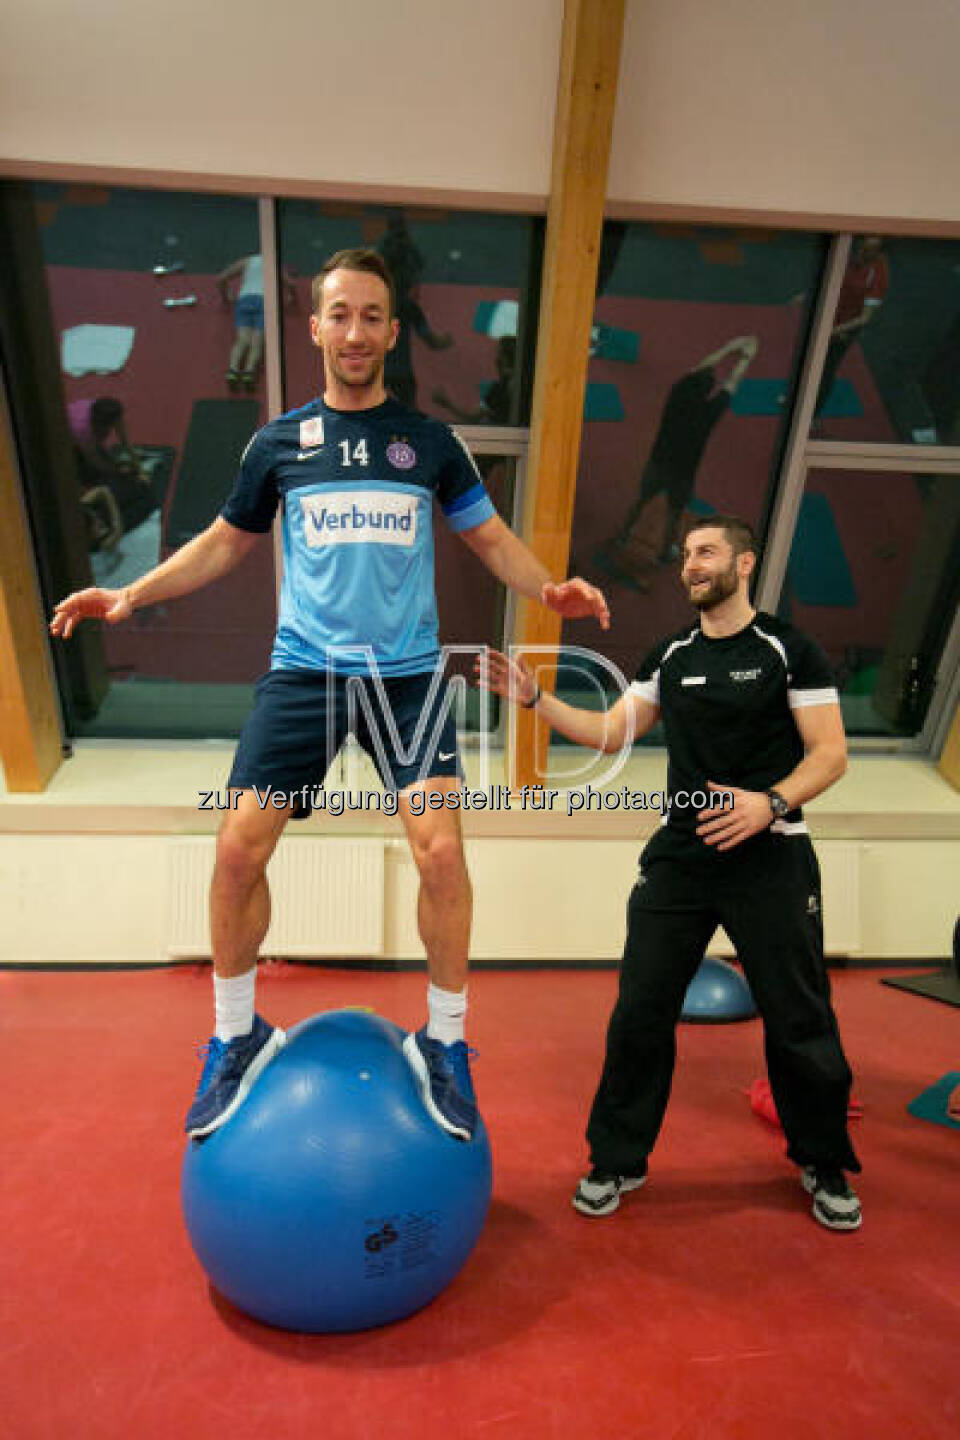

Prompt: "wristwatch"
[765,788,790,820]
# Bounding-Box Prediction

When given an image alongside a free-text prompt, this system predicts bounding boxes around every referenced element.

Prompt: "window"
[7,181,956,756]
[277,201,538,426]
[7,181,274,737]
[811,235,960,446]
[560,220,823,707]
[777,462,960,738]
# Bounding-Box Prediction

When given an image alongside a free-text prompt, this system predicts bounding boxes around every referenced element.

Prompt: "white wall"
[609,0,960,222]
[0,0,561,199]
[4,1,959,223]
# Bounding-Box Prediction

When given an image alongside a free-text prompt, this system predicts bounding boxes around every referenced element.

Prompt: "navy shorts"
[228,669,461,818]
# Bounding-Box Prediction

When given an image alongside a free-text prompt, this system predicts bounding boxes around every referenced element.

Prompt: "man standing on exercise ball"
[52,247,610,1144]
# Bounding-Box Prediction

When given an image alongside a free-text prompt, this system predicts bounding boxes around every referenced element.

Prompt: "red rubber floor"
[1,965,957,1440]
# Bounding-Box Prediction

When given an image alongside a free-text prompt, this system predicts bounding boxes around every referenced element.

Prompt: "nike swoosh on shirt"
[297,448,324,461]
[438,751,457,761]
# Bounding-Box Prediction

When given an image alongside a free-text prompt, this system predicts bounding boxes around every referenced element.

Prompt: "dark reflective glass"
[561,220,822,712]
[278,201,538,425]
[779,467,960,736]
[16,181,273,738]
[812,234,960,446]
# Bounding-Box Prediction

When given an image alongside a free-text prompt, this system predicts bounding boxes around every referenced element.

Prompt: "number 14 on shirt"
[339,439,369,467]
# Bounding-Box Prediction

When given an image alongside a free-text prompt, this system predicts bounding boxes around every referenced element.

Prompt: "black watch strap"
[765,788,790,819]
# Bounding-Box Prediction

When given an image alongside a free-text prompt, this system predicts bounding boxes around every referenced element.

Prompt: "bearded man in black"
[479,515,861,1232]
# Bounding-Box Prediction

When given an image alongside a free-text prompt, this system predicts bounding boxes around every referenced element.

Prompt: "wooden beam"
[0,395,62,791]
[939,700,960,793]
[0,182,109,730]
[511,0,626,787]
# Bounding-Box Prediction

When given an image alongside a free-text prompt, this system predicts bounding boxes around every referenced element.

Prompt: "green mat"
[472,302,639,364]
[591,322,640,364]
[584,383,624,422]
[165,399,259,547]
[786,492,857,608]
[731,377,863,418]
[907,1071,960,1130]
[472,300,519,338]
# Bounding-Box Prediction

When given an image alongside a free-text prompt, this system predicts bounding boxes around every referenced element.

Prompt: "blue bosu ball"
[181,1010,493,1333]
[681,956,758,1023]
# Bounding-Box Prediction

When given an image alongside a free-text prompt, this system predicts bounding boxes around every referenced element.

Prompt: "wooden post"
[0,396,62,790]
[511,0,626,788]
[939,701,960,793]
[0,181,108,745]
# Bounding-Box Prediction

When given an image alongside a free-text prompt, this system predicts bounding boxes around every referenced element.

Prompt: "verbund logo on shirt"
[300,490,418,547]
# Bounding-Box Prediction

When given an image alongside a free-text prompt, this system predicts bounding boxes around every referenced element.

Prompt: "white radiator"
[165,837,385,958]
[819,841,862,955]
[709,841,862,958]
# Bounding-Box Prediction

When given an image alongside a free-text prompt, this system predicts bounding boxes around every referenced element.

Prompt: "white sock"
[426,981,467,1046]
[214,968,256,1042]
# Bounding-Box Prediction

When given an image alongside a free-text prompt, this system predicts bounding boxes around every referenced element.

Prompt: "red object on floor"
[1,966,957,1440]
[747,1077,864,1129]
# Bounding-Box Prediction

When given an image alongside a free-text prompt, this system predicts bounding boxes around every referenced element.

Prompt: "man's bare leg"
[210,790,290,978]
[184,792,291,1137]
[228,327,257,386]
[398,776,477,1138]
[399,775,471,994]
[241,330,264,387]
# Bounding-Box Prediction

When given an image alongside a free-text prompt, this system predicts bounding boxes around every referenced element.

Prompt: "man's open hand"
[50,587,133,640]
[541,578,610,630]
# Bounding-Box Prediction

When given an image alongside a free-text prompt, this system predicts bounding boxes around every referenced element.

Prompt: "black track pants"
[585,831,860,1175]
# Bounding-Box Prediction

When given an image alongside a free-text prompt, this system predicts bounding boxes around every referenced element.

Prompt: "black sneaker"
[572,1166,647,1217]
[801,1166,862,1231]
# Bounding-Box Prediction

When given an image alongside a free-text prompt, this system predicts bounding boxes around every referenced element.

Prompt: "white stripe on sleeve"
[788,686,839,708]
[630,675,660,706]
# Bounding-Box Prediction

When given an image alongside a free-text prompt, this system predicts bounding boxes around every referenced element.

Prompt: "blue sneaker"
[402,1028,477,1140]
[185,1015,285,1138]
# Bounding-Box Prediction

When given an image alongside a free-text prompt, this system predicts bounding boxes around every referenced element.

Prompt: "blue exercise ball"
[181,1009,493,1333]
[681,956,758,1023]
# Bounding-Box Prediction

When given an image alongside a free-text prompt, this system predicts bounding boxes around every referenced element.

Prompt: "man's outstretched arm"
[476,648,658,753]
[459,514,610,630]
[50,517,259,639]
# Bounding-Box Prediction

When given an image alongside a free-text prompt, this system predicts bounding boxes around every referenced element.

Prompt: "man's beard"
[329,353,382,389]
[685,560,738,610]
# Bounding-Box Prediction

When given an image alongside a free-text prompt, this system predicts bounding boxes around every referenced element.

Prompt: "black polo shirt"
[631,612,838,837]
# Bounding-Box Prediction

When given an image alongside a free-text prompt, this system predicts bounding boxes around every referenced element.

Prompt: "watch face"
[769,791,788,817]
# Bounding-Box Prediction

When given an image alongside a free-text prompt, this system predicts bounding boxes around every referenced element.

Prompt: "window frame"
[6,181,959,760]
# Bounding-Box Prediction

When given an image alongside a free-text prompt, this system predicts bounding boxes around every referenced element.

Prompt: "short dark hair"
[311,248,396,317]
[90,397,124,437]
[683,513,758,558]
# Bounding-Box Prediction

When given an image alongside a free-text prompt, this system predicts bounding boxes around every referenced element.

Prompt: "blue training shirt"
[221,397,496,676]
